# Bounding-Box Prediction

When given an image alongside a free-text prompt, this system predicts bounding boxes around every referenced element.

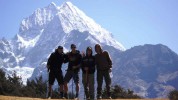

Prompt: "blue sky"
[0,0,178,54]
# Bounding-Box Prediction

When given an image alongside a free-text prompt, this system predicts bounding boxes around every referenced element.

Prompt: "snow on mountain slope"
[13,1,125,68]
[17,2,125,52]
[1,1,125,86]
[57,2,124,50]
[1,1,178,98]
[0,38,34,84]
[0,38,17,67]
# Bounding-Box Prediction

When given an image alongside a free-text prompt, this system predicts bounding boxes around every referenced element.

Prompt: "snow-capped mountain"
[0,2,125,84]
[0,38,34,83]
[0,38,16,66]
[12,2,124,67]
[0,1,178,98]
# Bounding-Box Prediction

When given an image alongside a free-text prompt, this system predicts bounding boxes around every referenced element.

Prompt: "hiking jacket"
[66,50,82,72]
[95,51,112,70]
[47,51,67,71]
[81,55,95,74]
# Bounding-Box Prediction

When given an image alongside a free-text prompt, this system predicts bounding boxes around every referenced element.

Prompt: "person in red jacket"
[95,44,112,99]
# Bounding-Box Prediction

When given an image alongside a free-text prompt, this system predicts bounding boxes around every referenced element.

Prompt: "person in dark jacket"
[47,46,67,99]
[63,44,82,99]
[81,46,95,100]
[95,44,112,99]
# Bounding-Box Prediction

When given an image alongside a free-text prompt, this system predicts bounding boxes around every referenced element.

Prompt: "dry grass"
[0,95,49,100]
[0,95,169,100]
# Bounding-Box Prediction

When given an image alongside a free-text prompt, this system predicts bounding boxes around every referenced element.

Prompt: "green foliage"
[168,90,178,100]
[102,85,141,99]
[0,69,7,95]
[0,68,74,99]
[0,69,23,96]
[0,68,61,99]
[22,76,47,98]
[0,68,141,99]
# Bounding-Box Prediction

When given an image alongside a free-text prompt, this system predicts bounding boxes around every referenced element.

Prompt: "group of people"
[47,44,112,100]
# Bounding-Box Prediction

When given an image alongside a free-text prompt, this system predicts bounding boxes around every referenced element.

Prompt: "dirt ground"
[0,95,169,100]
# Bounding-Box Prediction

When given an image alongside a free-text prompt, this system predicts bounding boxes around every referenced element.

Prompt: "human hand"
[47,65,50,69]
[47,65,50,72]
[72,66,77,69]
[109,68,112,72]
[84,67,88,71]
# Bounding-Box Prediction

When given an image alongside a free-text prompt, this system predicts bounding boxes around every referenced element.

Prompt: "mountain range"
[0,2,178,98]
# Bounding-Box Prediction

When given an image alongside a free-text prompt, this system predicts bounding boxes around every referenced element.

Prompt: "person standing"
[81,47,95,100]
[46,46,67,99]
[63,44,82,99]
[95,44,112,99]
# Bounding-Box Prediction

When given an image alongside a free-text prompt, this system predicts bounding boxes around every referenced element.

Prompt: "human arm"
[47,53,53,72]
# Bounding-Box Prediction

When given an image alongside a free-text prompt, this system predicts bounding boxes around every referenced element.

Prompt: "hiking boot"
[86,97,90,100]
[97,94,102,99]
[47,92,51,99]
[60,92,64,99]
[74,93,79,99]
[75,93,79,98]
[90,95,94,100]
[63,93,68,99]
[107,96,112,99]
[107,92,112,99]
[86,95,90,100]
[85,91,90,100]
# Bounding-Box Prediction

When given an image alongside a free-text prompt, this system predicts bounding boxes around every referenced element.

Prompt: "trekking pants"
[82,73,95,99]
[97,70,111,95]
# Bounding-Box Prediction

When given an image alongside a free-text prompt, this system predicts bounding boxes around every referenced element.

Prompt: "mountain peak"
[47,2,57,9]
[18,1,125,51]
[61,1,74,9]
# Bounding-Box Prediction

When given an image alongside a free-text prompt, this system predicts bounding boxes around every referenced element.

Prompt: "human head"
[57,46,63,54]
[86,46,92,56]
[95,44,102,54]
[71,44,76,52]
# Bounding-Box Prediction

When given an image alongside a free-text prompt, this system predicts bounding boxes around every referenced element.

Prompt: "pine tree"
[0,69,24,96]
[0,68,7,95]
[1,69,142,99]
[102,85,141,99]
[23,75,47,98]
[7,71,23,96]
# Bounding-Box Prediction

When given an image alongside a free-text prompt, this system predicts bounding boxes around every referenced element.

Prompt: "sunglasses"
[71,46,76,48]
